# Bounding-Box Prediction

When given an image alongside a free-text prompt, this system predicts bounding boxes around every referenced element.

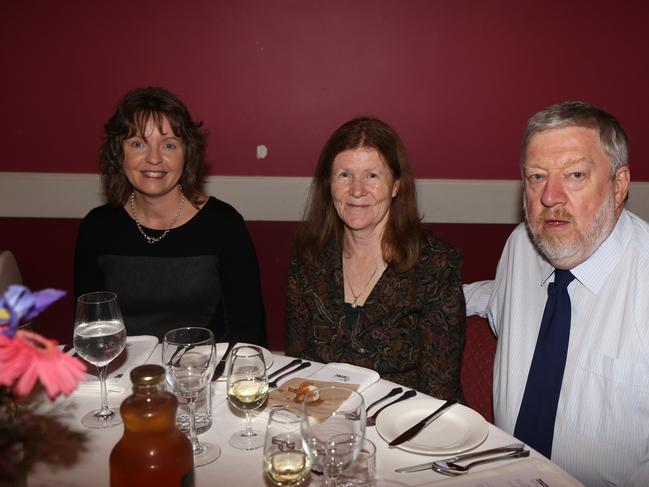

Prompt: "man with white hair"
[465,101,649,486]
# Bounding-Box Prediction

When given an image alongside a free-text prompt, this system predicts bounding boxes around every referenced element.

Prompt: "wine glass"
[263,407,312,486]
[226,345,268,450]
[73,291,127,429]
[301,386,366,487]
[162,327,220,466]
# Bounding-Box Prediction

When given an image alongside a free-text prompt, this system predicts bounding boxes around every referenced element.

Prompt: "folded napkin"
[75,335,158,395]
[304,362,380,392]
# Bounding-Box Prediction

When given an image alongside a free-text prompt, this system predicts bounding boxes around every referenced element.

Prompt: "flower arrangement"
[1,285,88,483]
[0,285,87,398]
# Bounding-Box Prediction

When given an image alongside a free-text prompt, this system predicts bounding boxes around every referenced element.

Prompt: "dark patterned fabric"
[285,232,466,401]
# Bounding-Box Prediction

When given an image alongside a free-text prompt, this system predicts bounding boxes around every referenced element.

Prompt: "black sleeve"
[218,210,267,347]
[73,212,104,300]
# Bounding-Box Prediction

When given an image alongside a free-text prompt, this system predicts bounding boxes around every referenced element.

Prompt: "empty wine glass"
[73,291,127,429]
[263,407,311,486]
[162,327,220,467]
[301,386,366,487]
[226,345,268,450]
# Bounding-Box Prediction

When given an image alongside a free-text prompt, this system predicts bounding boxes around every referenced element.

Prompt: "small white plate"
[376,397,488,455]
[215,342,274,371]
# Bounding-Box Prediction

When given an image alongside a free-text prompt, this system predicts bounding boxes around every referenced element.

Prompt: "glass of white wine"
[73,291,127,429]
[226,345,268,450]
[263,407,311,486]
[162,327,221,467]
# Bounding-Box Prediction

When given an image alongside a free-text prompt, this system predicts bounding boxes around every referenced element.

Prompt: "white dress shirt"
[464,209,649,487]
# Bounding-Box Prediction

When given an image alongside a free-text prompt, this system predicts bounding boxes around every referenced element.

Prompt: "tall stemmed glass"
[73,291,127,429]
[226,345,268,450]
[263,407,312,486]
[162,327,220,466]
[301,386,366,487]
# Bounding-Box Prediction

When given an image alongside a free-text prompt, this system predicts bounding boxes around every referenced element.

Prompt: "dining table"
[26,343,585,487]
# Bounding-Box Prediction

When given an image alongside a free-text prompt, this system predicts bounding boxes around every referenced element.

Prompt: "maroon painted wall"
[2,1,648,180]
[2,2,648,349]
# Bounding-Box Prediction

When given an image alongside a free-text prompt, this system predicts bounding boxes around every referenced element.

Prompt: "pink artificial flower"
[0,328,87,399]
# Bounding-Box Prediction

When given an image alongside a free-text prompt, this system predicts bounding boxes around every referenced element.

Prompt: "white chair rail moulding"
[1,171,648,223]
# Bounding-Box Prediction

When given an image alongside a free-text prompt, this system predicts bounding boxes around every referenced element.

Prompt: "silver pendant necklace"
[130,186,185,244]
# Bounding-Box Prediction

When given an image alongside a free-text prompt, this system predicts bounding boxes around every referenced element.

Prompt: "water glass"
[73,291,127,429]
[301,386,366,487]
[174,381,212,435]
[162,327,220,467]
[337,438,376,487]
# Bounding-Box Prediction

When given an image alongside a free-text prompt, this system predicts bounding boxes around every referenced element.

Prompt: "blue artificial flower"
[0,285,65,338]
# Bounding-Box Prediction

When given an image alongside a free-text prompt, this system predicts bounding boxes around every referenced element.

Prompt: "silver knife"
[395,443,526,473]
[211,342,236,381]
[388,399,456,447]
[268,358,303,380]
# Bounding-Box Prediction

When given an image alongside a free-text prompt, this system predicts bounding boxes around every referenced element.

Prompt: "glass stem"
[187,396,202,454]
[323,474,337,487]
[244,410,255,438]
[96,365,112,417]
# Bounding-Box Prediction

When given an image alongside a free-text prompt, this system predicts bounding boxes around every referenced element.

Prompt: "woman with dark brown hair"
[285,117,465,399]
[74,87,266,345]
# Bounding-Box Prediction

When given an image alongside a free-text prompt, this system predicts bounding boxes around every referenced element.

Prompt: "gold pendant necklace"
[344,262,381,308]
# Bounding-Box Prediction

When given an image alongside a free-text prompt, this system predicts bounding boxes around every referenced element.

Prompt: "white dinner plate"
[215,342,274,372]
[376,397,488,455]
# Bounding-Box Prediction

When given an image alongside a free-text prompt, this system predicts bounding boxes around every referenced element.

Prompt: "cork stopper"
[130,364,165,386]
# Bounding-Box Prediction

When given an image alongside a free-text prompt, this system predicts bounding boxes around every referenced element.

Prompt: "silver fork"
[396,444,529,474]
[433,450,530,475]
[366,387,403,414]
[366,390,416,426]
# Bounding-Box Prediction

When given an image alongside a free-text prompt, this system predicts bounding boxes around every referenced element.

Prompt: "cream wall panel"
[1,172,648,224]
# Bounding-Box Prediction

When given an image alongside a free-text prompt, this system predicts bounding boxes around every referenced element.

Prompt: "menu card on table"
[304,362,380,391]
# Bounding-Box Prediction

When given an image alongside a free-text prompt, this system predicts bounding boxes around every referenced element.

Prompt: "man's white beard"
[524,192,617,269]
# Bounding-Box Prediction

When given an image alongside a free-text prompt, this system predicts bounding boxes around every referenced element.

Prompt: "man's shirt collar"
[571,209,631,294]
[534,209,631,294]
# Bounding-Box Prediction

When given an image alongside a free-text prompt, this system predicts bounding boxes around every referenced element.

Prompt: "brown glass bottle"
[110,364,194,487]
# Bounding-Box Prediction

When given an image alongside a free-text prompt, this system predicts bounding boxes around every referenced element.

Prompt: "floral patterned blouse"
[285,232,466,401]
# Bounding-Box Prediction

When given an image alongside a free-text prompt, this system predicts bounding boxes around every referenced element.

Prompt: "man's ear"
[613,165,630,209]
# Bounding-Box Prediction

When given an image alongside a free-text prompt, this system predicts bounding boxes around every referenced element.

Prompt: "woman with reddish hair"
[285,117,465,399]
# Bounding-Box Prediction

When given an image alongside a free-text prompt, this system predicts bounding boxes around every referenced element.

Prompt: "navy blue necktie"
[514,269,575,458]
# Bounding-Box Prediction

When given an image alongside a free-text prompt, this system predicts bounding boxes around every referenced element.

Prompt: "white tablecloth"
[27,349,583,487]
